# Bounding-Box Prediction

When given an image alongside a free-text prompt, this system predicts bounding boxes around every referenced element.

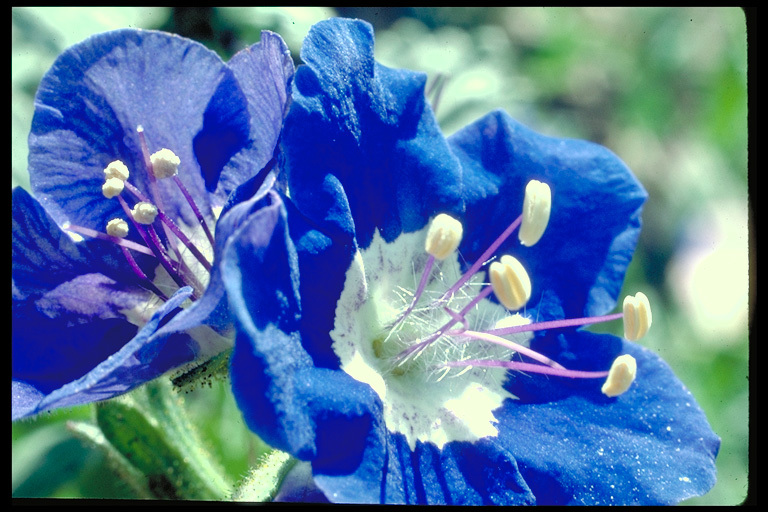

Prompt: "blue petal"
[224,192,380,463]
[28,29,250,232]
[13,275,143,393]
[314,432,536,505]
[15,287,197,419]
[152,169,282,346]
[13,187,152,394]
[274,462,330,503]
[495,338,720,505]
[449,110,647,317]
[213,31,294,205]
[11,381,45,420]
[12,186,144,298]
[282,18,464,250]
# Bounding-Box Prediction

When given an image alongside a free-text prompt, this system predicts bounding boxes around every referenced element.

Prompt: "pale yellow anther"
[489,255,532,311]
[425,213,463,260]
[623,292,652,341]
[519,179,552,247]
[131,202,158,225]
[102,177,125,198]
[150,148,181,179]
[106,218,129,238]
[601,354,637,397]
[103,160,130,181]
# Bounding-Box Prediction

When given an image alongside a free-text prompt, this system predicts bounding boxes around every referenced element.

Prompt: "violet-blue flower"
[12,28,294,420]
[223,18,719,505]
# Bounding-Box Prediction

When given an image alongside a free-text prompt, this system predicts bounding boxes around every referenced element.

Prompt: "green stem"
[231,449,297,502]
[95,378,232,500]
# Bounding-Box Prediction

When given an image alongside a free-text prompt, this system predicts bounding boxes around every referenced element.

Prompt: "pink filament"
[444,359,609,379]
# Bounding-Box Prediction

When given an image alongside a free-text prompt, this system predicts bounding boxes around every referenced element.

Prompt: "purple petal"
[17,287,197,418]
[28,29,250,232]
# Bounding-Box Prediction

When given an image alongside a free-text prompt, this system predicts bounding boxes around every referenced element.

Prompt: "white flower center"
[330,226,532,451]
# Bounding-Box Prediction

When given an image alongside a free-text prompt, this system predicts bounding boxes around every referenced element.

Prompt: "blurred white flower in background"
[668,198,749,347]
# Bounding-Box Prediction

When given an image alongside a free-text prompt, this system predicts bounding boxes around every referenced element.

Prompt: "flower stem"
[94,378,232,500]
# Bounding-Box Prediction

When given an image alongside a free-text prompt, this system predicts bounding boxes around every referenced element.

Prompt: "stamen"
[394,214,463,327]
[136,126,153,171]
[623,292,652,341]
[489,255,531,311]
[131,202,159,225]
[102,177,125,199]
[103,160,130,181]
[137,127,179,263]
[458,330,565,369]
[171,174,215,247]
[83,129,218,304]
[116,243,170,302]
[600,354,637,397]
[116,195,190,294]
[105,218,129,238]
[443,306,469,334]
[519,179,552,247]
[458,315,565,369]
[485,312,624,337]
[443,358,609,379]
[149,149,180,179]
[425,213,463,260]
[141,220,191,294]
[149,146,215,247]
[64,223,155,257]
[120,182,212,272]
[437,214,522,304]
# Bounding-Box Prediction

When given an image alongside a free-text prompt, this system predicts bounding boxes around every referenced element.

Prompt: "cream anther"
[102,177,125,198]
[519,180,552,247]
[106,218,129,238]
[623,292,652,341]
[601,354,637,397]
[489,255,532,311]
[131,202,158,225]
[103,160,130,181]
[425,213,463,260]
[150,148,181,179]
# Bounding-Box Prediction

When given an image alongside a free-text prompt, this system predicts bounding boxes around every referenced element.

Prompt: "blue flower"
[224,18,720,505]
[12,28,294,420]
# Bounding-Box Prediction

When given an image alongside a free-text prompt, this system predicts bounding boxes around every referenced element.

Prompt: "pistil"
[138,126,215,247]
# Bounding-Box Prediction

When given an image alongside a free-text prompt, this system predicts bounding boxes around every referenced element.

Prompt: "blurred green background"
[12,7,750,505]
